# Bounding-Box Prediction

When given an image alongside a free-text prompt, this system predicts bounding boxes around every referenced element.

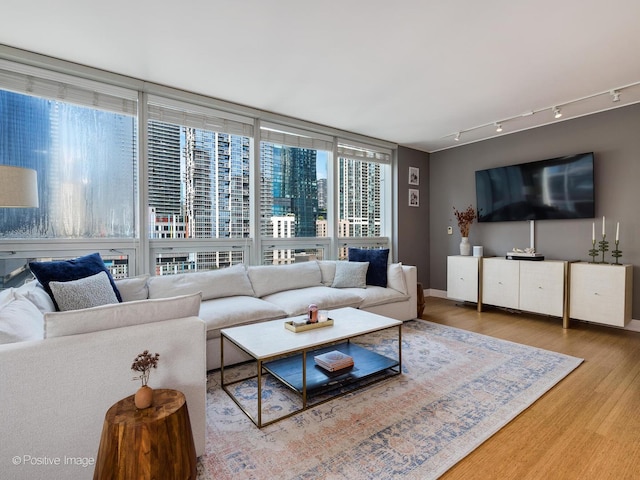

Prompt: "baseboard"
[426,289,640,332]
[626,319,640,333]
[427,288,447,299]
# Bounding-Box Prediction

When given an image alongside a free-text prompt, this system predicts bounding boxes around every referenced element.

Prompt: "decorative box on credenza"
[569,262,633,328]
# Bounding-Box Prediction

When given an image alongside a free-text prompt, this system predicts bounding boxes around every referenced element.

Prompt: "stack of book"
[314,350,354,372]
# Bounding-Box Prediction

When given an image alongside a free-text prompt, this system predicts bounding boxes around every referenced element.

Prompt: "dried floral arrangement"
[131,350,160,387]
[453,205,477,237]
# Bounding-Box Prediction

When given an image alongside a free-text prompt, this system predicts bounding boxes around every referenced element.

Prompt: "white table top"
[221,307,401,359]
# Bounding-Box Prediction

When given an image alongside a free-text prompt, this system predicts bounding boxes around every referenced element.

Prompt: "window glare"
[0,90,137,239]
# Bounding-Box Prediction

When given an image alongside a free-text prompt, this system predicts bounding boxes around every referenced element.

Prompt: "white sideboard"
[447,256,480,307]
[569,262,633,327]
[481,257,569,327]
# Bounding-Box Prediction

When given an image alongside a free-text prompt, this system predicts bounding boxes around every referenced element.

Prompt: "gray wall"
[428,103,640,319]
[397,146,430,286]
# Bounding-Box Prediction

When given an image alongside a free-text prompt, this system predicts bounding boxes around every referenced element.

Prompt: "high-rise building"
[339,158,381,237]
[148,121,182,216]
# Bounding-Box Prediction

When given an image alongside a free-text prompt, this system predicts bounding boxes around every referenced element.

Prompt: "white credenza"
[569,262,633,327]
[447,256,481,309]
[481,257,569,326]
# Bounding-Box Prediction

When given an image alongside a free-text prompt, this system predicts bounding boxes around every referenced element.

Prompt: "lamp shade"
[0,166,39,207]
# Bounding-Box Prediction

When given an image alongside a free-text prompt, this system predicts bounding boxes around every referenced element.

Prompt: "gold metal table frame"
[220,315,402,428]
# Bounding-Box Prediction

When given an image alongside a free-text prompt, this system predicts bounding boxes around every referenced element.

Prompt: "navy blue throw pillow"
[348,248,389,287]
[29,252,122,310]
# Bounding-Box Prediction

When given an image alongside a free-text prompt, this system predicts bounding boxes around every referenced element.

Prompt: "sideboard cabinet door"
[570,263,632,327]
[482,258,519,310]
[447,256,479,303]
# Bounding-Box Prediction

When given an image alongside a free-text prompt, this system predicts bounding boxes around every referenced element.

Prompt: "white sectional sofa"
[145,260,418,370]
[0,288,207,480]
[0,257,416,479]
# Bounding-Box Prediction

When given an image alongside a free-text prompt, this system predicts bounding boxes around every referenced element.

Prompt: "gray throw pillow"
[49,271,119,312]
[331,261,369,288]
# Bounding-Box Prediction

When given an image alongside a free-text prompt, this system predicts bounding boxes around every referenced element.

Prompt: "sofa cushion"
[261,285,363,316]
[14,281,56,313]
[247,262,322,297]
[147,264,254,301]
[342,285,409,309]
[198,296,287,340]
[29,252,122,310]
[44,292,202,338]
[348,248,389,287]
[49,271,119,311]
[387,263,408,295]
[115,274,150,302]
[0,295,44,344]
[331,261,369,288]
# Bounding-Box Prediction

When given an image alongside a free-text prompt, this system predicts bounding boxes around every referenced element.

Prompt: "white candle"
[592,222,595,242]
[616,222,619,242]
[602,216,605,236]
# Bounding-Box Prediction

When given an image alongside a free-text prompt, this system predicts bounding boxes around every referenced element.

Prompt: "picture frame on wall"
[409,188,419,207]
[409,166,419,185]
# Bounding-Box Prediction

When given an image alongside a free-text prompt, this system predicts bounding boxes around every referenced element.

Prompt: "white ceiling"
[2,0,640,152]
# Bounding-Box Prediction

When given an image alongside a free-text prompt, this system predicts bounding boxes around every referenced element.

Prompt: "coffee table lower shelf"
[264,342,398,395]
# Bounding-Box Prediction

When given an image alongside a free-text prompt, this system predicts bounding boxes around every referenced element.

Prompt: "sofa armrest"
[0,316,206,480]
[402,264,418,319]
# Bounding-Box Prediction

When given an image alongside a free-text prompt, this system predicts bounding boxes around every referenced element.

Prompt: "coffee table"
[220,307,402,427]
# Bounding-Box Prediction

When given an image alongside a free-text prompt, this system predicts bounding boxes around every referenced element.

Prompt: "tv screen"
[475,152,595,222]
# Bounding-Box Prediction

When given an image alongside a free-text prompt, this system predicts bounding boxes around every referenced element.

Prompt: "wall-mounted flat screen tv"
[475,152,595,222]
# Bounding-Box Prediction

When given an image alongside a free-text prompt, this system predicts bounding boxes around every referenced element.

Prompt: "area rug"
[197,319,582,479]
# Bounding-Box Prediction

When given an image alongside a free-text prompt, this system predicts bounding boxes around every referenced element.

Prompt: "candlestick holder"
[611,239,622,265]
[588,239,598,263]
[598,235,609,264]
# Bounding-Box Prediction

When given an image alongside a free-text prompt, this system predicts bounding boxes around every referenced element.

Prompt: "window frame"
[0,49,398,280]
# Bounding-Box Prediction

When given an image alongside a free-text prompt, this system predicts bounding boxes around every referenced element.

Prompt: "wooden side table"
[94,389,197,480]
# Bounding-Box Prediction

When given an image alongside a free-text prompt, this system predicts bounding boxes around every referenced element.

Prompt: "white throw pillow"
[331,261,369,288]
[115,274,150,302]
[147,264,254,301]
[49,271,119,312]
[44,292,202,338]
[14,281,56,313]
[0,287,14,310]
[317,261,337,286]
[387,263,408,295]
[0,296,44,344]
[247,262,322,297]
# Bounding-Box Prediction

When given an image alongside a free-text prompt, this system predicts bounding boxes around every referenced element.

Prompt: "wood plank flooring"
[422,296,640,480]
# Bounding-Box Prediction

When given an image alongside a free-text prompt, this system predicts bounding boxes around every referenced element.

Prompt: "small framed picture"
[408,167,419,185]
[409,189,419,207]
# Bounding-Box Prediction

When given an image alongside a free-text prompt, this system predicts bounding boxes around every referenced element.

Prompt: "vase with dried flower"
[131,350,160,409]
[453,205,477,256]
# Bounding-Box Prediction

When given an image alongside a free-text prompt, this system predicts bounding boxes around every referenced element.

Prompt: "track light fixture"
[444,82,638,147]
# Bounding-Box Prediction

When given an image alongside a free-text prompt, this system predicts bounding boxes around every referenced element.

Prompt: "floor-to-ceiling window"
[259,123,331,265]
[0,62,138,287]
[146,96,253,274]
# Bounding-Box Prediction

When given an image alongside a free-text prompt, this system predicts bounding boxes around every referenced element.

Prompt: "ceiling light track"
[444,81,640,143]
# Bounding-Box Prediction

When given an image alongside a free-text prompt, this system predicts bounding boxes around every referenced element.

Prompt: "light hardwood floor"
[422,296,640,480]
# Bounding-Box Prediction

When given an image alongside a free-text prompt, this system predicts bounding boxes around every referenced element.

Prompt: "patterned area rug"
[197,320,582,479]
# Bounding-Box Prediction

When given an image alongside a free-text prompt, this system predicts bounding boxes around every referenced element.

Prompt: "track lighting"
[446,82,636,147]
